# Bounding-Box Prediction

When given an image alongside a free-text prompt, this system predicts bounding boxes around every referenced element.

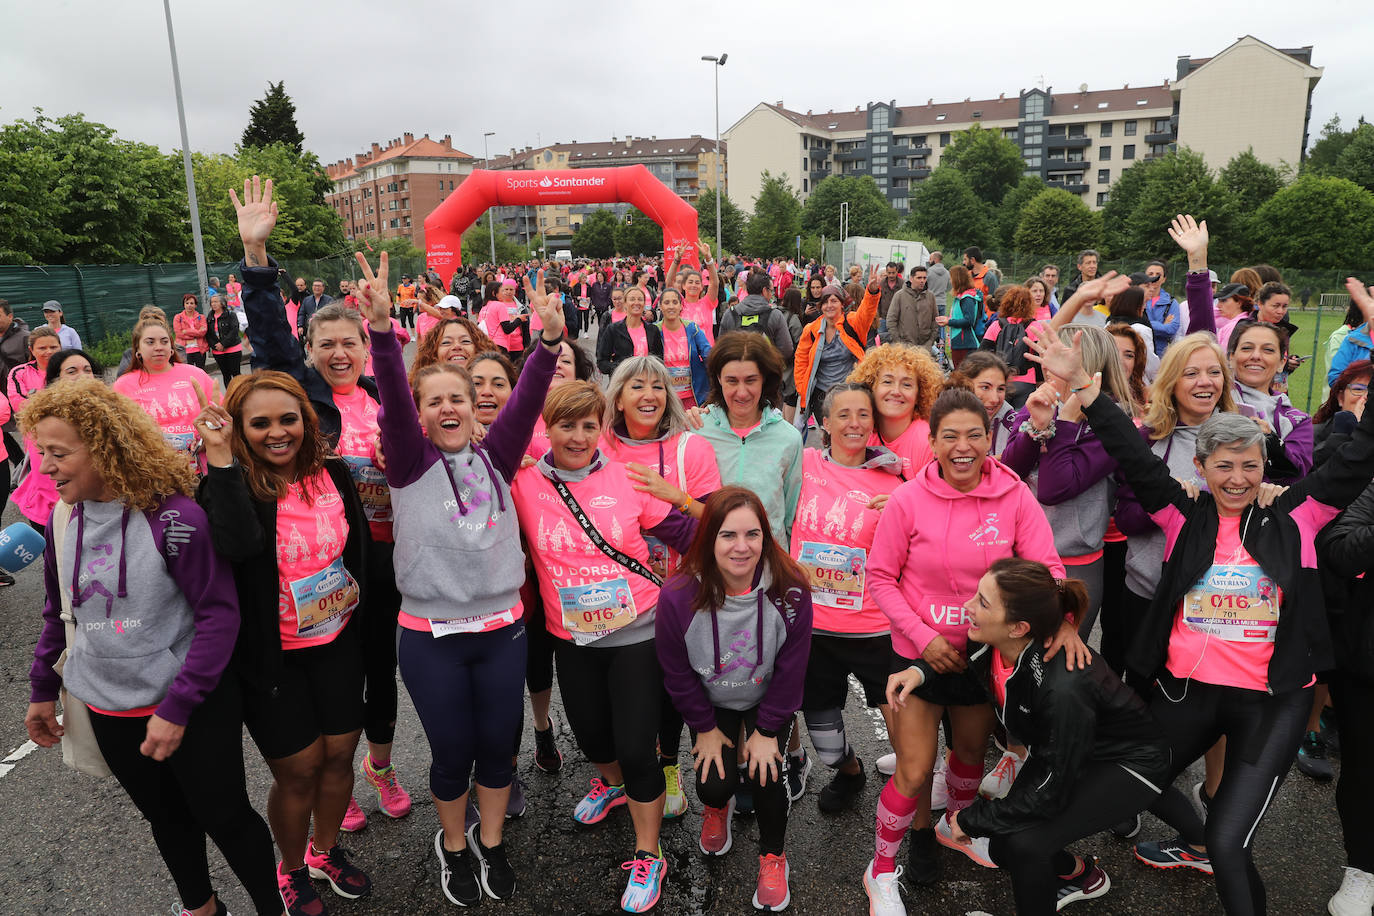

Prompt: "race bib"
[558,577,637,645]
[342,455,392,522]
[285,556,359,641]
[430,608,518,638]
[798,541,866,610]
[1182,563,1280,643]
[667,364,692,395]
[164,431,197,455]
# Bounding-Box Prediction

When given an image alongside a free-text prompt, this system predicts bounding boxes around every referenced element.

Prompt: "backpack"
[734,308,778,339]
[959,290,989,339]
[993,319,1034,375]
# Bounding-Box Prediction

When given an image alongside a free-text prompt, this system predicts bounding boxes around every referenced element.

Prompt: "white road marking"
[0,715,60,779]
[848,674,889,741]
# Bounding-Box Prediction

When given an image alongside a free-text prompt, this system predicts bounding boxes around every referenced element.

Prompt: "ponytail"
[987,558,1087,643]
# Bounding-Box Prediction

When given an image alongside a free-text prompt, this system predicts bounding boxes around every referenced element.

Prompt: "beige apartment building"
[724,35,1320,211]
[481,137,726,246]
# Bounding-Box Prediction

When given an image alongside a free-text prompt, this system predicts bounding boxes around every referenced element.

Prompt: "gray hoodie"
[1124,425,1202,597]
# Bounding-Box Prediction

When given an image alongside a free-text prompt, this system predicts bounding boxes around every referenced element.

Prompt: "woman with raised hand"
[789,383,905,815]
[1032,325,1374,915]
[229,178,413,836]
[601,356,723,822]
[794,266,882,429]
[23,379,283,916]
[890,559,1169,916]
[657,487,812,912]
[351,248,562,906]
[862,386,1077,913]
[667,242,721,343]
[847,344,944,479]
[512,380,697,914]
[112,318,217,466]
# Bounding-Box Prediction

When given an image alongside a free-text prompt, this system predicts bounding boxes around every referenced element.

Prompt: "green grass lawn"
[1282,307,1347,414]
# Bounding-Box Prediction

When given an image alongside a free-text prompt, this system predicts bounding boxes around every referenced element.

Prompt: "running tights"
[693,706,792,855]
[555,638,665,802]
[362,541,401,746]
[88,683,280,915]
[398,622,526,800]
[1331,671,1374,873]
[1148,673,1310,915]
[987,760,1159,916]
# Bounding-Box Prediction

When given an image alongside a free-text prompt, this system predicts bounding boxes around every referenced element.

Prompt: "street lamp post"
[162,0,208,307]
[483,131,497,265]
[701,53,727,264]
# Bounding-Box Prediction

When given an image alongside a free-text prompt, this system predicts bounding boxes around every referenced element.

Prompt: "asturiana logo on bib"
[578,587,613,608]
[814,548,848,567]
[1207,569,1251,591]
[316,570,344,593]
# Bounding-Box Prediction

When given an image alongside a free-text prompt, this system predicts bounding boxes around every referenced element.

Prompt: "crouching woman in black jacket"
[888,558,1169,915]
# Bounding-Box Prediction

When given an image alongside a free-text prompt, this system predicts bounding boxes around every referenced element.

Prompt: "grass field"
[1281,306,1348,414]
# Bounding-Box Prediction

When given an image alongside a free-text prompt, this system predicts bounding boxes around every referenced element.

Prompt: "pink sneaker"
[339,796,367,833]
[361,754,412,818]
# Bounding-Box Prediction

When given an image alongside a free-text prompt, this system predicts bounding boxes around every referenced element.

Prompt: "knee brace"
[803,707,853,768]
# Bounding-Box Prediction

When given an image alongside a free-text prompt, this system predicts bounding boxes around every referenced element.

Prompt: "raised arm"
[1168,214,1216,337]
[664,243,684,288]
[1047,272,1131,336]
[700,241,720,304]
[230,176,305,380]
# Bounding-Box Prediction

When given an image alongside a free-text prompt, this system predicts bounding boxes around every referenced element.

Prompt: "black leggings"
[185,351,206,370]
[693,707,792,855]
[523,584,556,695]
[1329,671,1374,872]
[399,622,527,801]
[399,306,416,329]
[989,760,1159,915]
[212,350,242,382]
[1147,673,1310,915]
[362,540,401,745]
[555,638,665,803]
[89,682,280,915]
[1102,584,1149,677]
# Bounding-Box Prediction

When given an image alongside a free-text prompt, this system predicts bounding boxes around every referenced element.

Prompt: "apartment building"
[324,133,476,250]
[724,35,1321,211]
[481,136,726,245]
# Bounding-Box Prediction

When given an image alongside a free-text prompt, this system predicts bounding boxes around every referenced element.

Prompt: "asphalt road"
[0,321,1349,915]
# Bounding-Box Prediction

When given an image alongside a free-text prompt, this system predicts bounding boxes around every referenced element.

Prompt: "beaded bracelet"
[1018,419,1056,444]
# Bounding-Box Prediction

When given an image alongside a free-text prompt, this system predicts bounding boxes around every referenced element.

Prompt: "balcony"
[1051,136,1090,149]
[1145,131,1175,145]
[1045,158,1090,172]
[895,144,932,157]
[673,168,699,180]
[808,147,831,162]
[834,145,868,161]
[908,167,931,179]
[1049,180,1089,194]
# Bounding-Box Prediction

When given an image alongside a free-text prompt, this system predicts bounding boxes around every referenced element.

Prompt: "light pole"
[701,53,727,263]
[162,0,207,307]
[483,131,497,265]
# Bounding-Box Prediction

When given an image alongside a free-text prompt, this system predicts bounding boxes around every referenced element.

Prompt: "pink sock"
[873,778,919,875]
[945,753,983,816]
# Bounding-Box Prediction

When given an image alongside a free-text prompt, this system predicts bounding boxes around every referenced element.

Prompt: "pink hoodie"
[868,455,1064,659]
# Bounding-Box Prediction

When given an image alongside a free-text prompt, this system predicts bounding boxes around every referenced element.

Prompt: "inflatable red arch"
[424,164,700,285]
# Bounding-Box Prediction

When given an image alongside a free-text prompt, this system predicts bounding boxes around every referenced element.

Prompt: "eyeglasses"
[1348,384,1369,395]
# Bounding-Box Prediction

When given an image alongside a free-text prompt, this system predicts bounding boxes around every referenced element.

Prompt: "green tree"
[694,188,747,252]
[1098,158,1158,257]
[1333,123,1374,193]
[800,174,898,239]
[940,124,1026,206]
[615,207,664,256]
[0,126,67,263]
[462,216,528,265]
[1117,149,1239,262]
[241,81,305,154]
[1014,189,1101,256]
[191,151,252,261]
[1251,175,1374,268]
[236,142,345,259]
[902,167,992,255]
[1304,115,1359,175]
[1219,149,1284,216]
[995,175,1047,250]
[571,209,618,258]
[351,235,422,259]
[745,171,802,257]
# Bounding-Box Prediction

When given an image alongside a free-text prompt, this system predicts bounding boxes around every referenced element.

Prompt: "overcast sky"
[3,0,1365,171]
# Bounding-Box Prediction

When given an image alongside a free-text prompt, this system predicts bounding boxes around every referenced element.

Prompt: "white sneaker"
[979,750,1023,800]
[1330,866,1374,916]
[876,752,897,776]
[934,813,997,868]
[929,765,948,811]
[863,860,907,916]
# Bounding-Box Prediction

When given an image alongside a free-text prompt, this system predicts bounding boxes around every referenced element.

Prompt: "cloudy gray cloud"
[2,0,1364,172]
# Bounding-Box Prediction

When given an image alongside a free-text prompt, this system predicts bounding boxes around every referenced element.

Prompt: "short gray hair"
[604,356,687,438]
[1196,413,1267,463]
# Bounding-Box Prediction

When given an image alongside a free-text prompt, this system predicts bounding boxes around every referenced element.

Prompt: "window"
[935,113,946,121]
[872,155,887,166]
[939,132,950,146]
[1097,101,1109,110]
[1123,145,1136,160]
[872,141,888,154]
[389,200,397,210]
[449,180,454,190]
[894,197,908,210]
[1048,125,1065,138]
[439,179,444,189]
[872,106,890,131]
[1024,93,1046,120]
[389,218,399,229]
[1124,120,1138,136]
[1153,118,1171,133]
[1003,128,1018,142]
[556,217,568,226]
[1097,192,1109,206]
[1068,125,1086,139]
[914,135,927,146]
[1098,169,1110,184]
[401,198,409,210]
[1100,122,1113,138]
[876,177,887,187]
[802,178,808,193]
[1024,154,1042,168]
[1150,143,1170,157]
[1099,146,1112,161]
[872,165,887,175]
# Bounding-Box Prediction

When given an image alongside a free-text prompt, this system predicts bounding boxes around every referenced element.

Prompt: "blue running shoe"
[573,777,627,825]
[1134,837,1213,874]
[620,850,666,912]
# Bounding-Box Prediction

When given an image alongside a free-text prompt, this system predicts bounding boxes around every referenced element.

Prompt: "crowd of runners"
[6,175,1374,916]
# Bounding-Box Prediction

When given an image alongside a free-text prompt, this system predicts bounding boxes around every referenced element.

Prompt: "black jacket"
[1085,394,1374,693]
[303,366,380,449]
[197,458,369,691]
[952,643,1171,839]
[1318,480,1374,682]
[205,309,242,352]
[596,319,664,376]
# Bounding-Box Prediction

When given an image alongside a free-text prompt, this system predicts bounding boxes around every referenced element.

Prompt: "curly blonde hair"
[845,344,944,420]
[17,378,195,511]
